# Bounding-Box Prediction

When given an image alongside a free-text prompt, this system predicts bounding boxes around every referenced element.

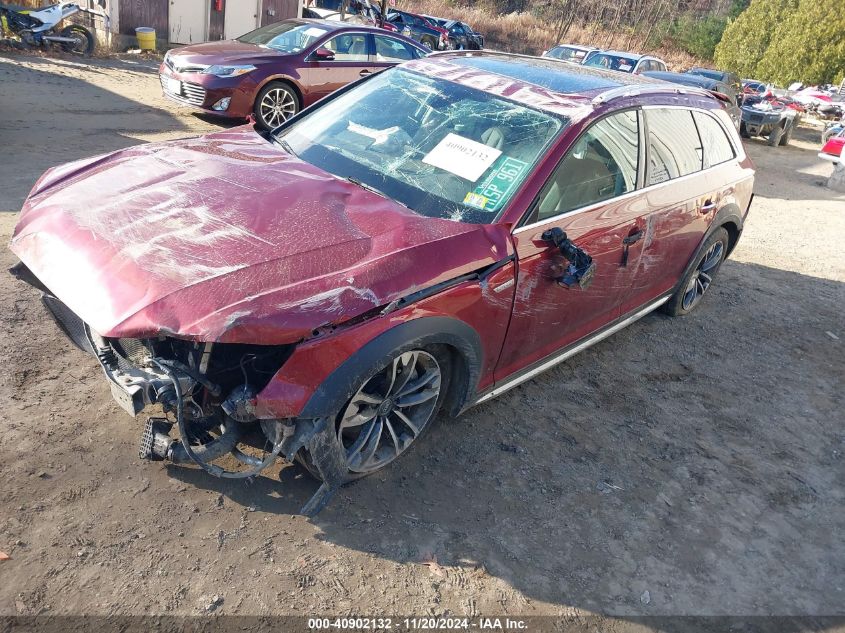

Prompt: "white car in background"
[542,44,599,64]
[582,50,667,74]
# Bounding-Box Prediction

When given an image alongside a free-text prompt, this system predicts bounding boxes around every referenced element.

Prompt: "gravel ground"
[0,52,843,625]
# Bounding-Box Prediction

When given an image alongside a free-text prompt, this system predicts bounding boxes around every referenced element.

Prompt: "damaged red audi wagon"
[10,52,754,513]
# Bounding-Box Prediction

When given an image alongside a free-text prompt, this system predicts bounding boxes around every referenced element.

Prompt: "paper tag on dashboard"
[423,133,502,182]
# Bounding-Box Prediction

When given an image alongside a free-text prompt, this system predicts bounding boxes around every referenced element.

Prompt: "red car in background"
[158,19,427,129]
[11,53,754,513]
[819,131,845,164]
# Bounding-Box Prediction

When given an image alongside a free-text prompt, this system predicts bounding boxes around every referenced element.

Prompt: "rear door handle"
[359,69,372,77]
[621,229,644,267]
[622,230,644,245]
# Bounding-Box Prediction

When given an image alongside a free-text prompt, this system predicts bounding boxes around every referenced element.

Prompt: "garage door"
[170,0,209,44]
[224,0,260,39]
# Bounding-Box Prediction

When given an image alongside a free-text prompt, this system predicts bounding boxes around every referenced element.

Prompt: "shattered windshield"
[237,21,330,52]
[274,68,566,223]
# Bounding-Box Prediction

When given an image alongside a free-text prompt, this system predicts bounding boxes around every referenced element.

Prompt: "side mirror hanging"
[542,227,596,290]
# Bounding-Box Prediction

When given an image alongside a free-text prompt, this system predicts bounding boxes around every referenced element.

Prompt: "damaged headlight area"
[32,279,326,486]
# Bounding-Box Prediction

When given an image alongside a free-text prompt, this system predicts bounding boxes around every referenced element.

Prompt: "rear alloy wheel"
[254,82,299,130]
[664,228,729,316]
[299,348,448,480]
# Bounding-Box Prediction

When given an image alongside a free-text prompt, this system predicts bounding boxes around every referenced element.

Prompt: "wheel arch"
[255,75,303,109]
[672,206,743,296]
[298,316,483,421]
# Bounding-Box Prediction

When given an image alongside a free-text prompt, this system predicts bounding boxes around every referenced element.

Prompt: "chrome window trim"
[514,104,741,234]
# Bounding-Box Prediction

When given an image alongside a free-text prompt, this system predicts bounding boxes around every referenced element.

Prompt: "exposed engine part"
[222,384,258,422]
[139,418,176,461]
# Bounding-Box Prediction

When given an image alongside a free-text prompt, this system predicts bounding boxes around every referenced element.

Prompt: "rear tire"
[60,24,94,56]
[739,122,751,138]
[297,345,452,483]
[663,228,729,317]
[254,81,299,131]
[421,35,437,49]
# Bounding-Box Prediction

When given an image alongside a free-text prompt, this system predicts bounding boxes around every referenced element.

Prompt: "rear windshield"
[275,68,565,224]
[583,53,638,72]
[237,21,331,52]
[547,46,589,62]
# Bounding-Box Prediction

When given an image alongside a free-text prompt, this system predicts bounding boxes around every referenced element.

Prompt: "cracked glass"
[274,68,566,223]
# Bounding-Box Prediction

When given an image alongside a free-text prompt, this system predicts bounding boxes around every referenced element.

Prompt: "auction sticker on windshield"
[423,133,502,182]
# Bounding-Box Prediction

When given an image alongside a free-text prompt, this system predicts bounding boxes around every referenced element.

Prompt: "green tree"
[713,0,798,78]
[756,0,845,84]
[669,14,729,60]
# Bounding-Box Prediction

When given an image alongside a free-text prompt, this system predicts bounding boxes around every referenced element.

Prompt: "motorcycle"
[0,1,96,55]
[822,118,844,145]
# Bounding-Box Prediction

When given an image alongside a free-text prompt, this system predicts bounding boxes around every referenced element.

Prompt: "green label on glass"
[468,156,529,212]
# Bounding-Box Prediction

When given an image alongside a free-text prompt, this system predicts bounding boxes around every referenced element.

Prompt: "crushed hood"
[10,127,512,344]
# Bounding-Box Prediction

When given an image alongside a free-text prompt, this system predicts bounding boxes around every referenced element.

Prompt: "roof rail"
[592,83,713,106]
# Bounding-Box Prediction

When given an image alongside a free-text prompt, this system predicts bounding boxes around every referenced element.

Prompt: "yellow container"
[135,27,156,50]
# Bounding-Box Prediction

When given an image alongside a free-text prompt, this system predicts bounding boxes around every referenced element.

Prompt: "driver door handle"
[700,200,717,213]
[359,69,372,77]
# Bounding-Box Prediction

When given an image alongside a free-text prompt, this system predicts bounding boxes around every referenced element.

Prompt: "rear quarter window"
[646,108,702,184]
[693,111,735,168]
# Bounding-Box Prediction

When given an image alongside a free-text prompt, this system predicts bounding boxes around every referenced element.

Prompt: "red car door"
[619,107,717,314]
[302,31,374,105]
[495,110,647,380]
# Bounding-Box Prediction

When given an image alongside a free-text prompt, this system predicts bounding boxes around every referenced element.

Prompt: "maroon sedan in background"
[159,19,428,129]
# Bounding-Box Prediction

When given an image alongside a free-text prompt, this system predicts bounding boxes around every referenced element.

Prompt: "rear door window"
[374,35,418,61]
[693,111,735,168]
[646,108,702,185]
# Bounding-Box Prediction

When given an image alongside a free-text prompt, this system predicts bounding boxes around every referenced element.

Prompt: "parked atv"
[740,96,802,146]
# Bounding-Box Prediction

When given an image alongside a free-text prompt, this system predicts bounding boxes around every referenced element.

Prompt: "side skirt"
[469,294,671,407]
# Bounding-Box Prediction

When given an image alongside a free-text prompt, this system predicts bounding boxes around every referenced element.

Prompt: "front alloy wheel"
[255,82,298,130]
[339,351,442,473]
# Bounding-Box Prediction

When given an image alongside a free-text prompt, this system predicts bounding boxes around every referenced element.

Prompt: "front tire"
[767,124,784,146]
[60,24,94,56]
[298,346,451,482]
[254,81,299,131]
[778,122,794,146]
[663,228,729,316]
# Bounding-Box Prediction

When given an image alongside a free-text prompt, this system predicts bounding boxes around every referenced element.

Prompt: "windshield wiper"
[274,136,297,158]
[343,177,409,209]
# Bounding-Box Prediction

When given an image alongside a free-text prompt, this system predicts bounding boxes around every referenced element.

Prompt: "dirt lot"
[0,52,843,624]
